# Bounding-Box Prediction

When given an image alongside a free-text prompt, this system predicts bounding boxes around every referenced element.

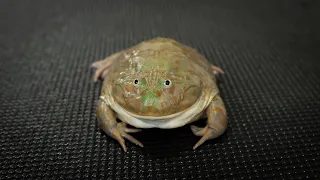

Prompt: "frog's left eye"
[164,80,171,87]
[134,79,139,85]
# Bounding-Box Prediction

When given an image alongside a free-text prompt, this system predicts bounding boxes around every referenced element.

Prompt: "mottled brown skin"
[92,37,227,152]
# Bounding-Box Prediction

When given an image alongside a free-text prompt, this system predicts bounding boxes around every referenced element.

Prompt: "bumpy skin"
[92,37,227,152]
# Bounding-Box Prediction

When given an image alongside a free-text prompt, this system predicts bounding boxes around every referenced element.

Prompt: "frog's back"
[128,37,215,76]
[104,37,216,88]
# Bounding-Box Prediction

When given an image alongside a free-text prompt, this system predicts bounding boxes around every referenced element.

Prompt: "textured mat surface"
[1,0,320,179]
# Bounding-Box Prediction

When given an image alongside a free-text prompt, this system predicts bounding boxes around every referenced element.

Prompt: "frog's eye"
[134,79,139,85]
[164,80,171,87]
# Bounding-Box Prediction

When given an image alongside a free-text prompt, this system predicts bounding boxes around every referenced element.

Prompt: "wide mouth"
[114,98,201,120]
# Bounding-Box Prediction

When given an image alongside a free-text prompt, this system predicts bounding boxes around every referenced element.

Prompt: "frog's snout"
[142,91,160,107]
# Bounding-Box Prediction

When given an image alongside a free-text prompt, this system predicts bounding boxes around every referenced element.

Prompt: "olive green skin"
[92,37,227,151]
[100,38,218,117]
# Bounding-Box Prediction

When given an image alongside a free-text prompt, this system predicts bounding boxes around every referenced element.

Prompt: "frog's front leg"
[191,95,227,149]
[91,52,121,82]
[96,99,143,152]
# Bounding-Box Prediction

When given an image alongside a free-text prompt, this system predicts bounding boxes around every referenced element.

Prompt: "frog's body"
[92,37,227,151]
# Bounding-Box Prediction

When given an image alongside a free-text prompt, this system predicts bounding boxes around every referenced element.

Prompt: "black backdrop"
[1,0,319,179]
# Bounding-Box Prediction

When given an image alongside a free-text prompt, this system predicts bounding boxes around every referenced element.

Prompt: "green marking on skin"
[158,79,164,88]
[142,90,160,109]
[140,78,147,89]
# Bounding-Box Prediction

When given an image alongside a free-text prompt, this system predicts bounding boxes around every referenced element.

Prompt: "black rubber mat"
[1,0,319,179]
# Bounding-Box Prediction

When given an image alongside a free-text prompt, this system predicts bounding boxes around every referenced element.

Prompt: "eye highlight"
[164,80,171,87]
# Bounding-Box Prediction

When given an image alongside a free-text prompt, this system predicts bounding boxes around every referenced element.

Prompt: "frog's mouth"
[112,82,203,119]
[111,96,205,129]
[114,97,202,120]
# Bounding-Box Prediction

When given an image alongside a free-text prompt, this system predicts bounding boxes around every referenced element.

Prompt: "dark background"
[1,0,319,179]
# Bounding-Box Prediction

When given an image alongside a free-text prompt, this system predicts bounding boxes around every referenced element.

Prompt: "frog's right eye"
[134,79,139,85]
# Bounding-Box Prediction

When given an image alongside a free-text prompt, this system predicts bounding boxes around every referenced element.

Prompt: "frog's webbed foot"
[191,95,227,150]
[114,122,143,151]
[104,123,143,152]
[211,65,225,75]
[97,99,143,152]
[91,52,121,82]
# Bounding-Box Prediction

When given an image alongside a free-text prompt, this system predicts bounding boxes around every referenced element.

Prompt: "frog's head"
[112,51,202,117]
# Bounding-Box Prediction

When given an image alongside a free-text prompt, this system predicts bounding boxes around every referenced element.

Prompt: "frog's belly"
[114,102,204,129]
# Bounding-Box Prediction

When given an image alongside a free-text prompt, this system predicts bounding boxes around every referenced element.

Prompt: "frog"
[91,37,227,152]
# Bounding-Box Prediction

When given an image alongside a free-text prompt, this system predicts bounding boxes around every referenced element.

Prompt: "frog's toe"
[117,123,144,148]
[121,132,143,148]
[211,65,225,75]
[112,130,127,152]
[93,66,110,82]
[91,59,105,68]
[124,127,142,133]
[190,125,206,136]
[192,126,219,150]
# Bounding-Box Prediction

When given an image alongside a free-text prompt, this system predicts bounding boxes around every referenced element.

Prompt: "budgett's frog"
[91,37,227,152]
